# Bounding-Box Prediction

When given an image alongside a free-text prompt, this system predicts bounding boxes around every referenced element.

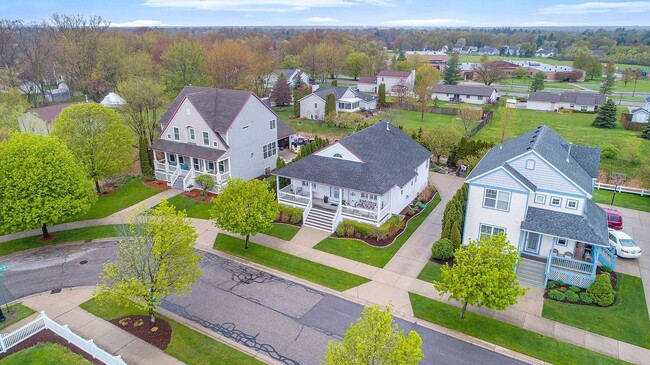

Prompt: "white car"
[608,229,642,259]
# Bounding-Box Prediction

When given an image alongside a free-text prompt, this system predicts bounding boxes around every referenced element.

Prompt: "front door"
[524,232,541,254]
[330,187,340,202]
[192,158,200,171]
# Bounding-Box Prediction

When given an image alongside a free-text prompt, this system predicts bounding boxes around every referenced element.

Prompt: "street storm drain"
[79,260,88,265]
[51,289,61,294]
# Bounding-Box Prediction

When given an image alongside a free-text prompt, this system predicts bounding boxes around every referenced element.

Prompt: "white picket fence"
[0,311,126,365]
[595,182,650,197]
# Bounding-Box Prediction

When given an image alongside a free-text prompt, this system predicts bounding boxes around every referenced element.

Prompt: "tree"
[572,51,590,70]
[600,61,616,95]
[434,234,526,319]
[641,123,650,140]
[0,133,95,238]
[443,53,462,85]
[0,88,30,139]
[378,83,386,107]
[592,98,617,128]
[415,64,440,121]
[500,107,513,143]
[95,201,202,324]
[511,68,528,79]
[210,178,278,249]
[270,73,292,106]
[323,304,423,365]
[473,61,505,85]
[421,127,462,162]
[530,71,546,92]
[342,52,370,80]
[586,58,603,81]
[205,39,254,90]
[621,67,635,87]
[456,106,482,136]
[161,40,209,95]
[293,91,301,118]
[195,174,215,197]
[53,103,135,194]
[117,77,167,177]
[325,93,336,120]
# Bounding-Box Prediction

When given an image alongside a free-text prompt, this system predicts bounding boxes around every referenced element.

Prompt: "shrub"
[388,219,405,237]
[335,223,346,237]
[420,185,437,202]
[548,289,566,302]
[546,280,559,289]
[601,144,618,159]
[568,285,581,293]
[580,292,593,304]
[565,290,579,303]
[408,208,417,216]
[277,204,302,224]
[431,238,455,260]
[195,174,215,196]
[559,287,567,292]
[600,265,613,273]
[587,273,615,307]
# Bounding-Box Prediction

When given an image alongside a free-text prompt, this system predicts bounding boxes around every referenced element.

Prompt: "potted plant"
[324,196,329,203]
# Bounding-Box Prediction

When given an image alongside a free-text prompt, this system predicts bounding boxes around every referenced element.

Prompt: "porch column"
[591,246,600,275]
[339,187,342,204]
[276,176,280,200]
[376,194,381,223]
[164,153,169,173]
[309,182,313,199]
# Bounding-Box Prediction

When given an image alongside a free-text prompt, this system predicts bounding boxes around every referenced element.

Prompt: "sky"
[2,0,650,27]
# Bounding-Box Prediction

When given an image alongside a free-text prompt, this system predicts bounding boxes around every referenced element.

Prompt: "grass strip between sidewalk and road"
[80,298,263,365]
[0,303,35,330]
[543,273,650,349]
[0,342,91,365]
[416,262,444,283]
[260,223,300,241]
[0,225,127,256]
[410,293,627,365]
[214,233,369,291]
[313,194,441,268]
[593,190,650,213]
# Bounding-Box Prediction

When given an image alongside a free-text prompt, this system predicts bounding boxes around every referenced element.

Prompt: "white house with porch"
[273,121,432,232]
[464,125,616,288]
[299,86,377,121]
[152,86,294,192]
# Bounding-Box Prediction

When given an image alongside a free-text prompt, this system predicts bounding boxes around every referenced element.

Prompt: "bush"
[277,204,302,224]
[601,144,618,159]
[548,289,566,302]
[420,184,437,202]
[587,273,615,307]
[195,174,215,196]
[546,280,559,289]
[388,219,405,237]
[600,265,613,273]
[568,285,581,293]
[559,287,567,292]
[565,290,579,303]
[431,238,455,260]
[580,292,593,304]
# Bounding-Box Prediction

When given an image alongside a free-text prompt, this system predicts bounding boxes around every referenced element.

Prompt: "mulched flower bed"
[429,257,454,267]
[543,268,618,307]
[0,329,103,364]
[110,315,172,350]
[144,179,170,190]
[182,189,217,202]
[37,233,59,243]
[98,189,117,197]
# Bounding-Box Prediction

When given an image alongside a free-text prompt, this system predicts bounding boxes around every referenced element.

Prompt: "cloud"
[304,17,339,23]
[142,0,393,12]
[383,18,467,26]
[110,19,178,27]
[538,1,650,14]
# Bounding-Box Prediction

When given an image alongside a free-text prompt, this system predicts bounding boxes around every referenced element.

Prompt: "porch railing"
[341,205,378,222]
[378,205,391,224]
[169,166,181,186]
[155,160,167,172]
[550,254,594,274]
[302,198,313,224]
[596,246,617,269]
[278,185,310,207]
[547,267,595,288]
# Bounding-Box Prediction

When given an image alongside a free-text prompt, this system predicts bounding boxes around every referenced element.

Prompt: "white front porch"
[154,152,231,192]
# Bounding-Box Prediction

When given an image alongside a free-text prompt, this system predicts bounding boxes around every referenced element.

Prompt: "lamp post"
[610,173,627,207]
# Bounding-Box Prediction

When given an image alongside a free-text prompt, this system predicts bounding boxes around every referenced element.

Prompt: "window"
[188,128,195,141]
[555,237,568,247]
[315,103,317,108]
[534,194,546,204]
[333,153,342,158]
[218,159,229,174]
[483,189,510,211]
[173,127,180,140]
[361,192,377,200]
[525,159,535,170]
[243,125,249,130]
[608,233,617,243]
[580,106,588,112]
[478,96,483,100]
[401,189,403,195]
[201,132,209,145]
[466,94,471,98]
[566,199,578,210]
[479,224,506,239]
[167,133,171,139]
[302,181,309,186]
[207,161,215,172]
[550,196,562,207]
[270,120,276,129]
[263,142,276,159]
[213,141,218,147]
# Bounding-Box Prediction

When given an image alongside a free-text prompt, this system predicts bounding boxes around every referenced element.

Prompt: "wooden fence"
[620,113,646,132]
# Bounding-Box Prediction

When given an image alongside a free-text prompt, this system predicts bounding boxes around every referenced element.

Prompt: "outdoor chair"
[563,251,573,258]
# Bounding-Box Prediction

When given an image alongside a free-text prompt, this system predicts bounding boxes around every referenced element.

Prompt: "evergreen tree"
[292,91,301,118]
[641,123,650,140]
[592,98,617,128]
[325,93,336,120]
[443,54,462,85]
[397,51,406,61]
[378,83,386,107]
[270,73,292,106]
[450,222,462,247]
[530,71,546,92]
[600,61,617,95]
[331,79,338,86]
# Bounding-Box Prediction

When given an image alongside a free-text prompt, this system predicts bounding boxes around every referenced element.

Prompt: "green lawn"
[417,262,444,283]
[70,177,161,221]
[0,343,91,365]
[593,190,650,213]
[313,194,441,268]
[543,274,650,349]
[0,225,126,256]
[475,107,649,178]
[367,110,470,135]
[214,234,369,291]
[272,106,293,122]
[80,298,263,365]
[260,223,300,241]
[165,194,213,219]
[0,303,35,330]
[410,293,626,365]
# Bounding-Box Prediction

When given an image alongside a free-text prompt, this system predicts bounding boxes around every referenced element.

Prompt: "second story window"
[202,132,209,146]
[270,120,276,129]
[173,127,180,140]
[263,142,276,159]
[483,188,510,211]
[550,196,562,207]
[188,128,195,141]
[566,199,578,210]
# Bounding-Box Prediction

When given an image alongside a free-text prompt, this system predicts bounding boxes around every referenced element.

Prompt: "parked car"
[608,229,642,258]
[605,208,623,230]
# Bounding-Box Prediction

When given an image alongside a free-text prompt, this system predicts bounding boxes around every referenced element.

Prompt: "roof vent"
[386,121,390,131]
[566,142,573,163]
[526,147,531,150]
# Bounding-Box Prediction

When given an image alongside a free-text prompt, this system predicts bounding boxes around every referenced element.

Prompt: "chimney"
[566,142,573,163]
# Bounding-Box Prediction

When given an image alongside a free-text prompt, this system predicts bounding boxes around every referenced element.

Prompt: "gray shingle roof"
[311,86,376,103]
[277,118,294,140]
[503,164,537,191]
[528,92,561,103]
[561,92,607,106]
[433,84,496,97]
[152,139,226,161]
[273,121,431,194]
[467,125,599,194]
[378,70,411,78]
[358,76,377,84]
[521,200,609,246]
[273,69,296,80]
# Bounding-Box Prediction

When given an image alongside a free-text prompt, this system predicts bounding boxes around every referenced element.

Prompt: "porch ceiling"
[152,139,226,162]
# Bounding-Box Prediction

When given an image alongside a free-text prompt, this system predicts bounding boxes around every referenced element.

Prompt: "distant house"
[527,92,607,112]
[264,69,310,90]
[100,92,126,108]
[432,84,498,105]
[357,76,378,93]
[628,97,650,123]
[478,47,500,56]
[590,49,605,57]
[451,44,464,53]
[299,86,377,120]
[504,45,521,57]
[376,70,415,96]
[405,50,448,70]
[507,60,585,81]
[18,102,81,135]
[535,47,554,58]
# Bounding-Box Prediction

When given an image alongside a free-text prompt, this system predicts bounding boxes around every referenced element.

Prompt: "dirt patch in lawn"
[37,233,59,244]
[144,179,170,190]
[98,189,116,197]
[0,329,103,364]
[110,315,172,350]
[182,189,217,202]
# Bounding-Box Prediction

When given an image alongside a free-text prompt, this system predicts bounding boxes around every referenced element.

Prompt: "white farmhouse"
[357,76,378,93]
[463,125,616,288]
[376,70,415,96]
[628,97,650,123]
[152,86,294,192]
[299,86,377,121]
[432,84,498,105]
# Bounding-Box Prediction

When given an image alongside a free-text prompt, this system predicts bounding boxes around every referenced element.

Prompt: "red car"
[605,208,623,230]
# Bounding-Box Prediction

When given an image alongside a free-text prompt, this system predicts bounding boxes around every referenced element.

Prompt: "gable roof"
[433,84,496,97]
[528,92,561,103]
[528,92,606,107]
[28,102,83,122]
[467,125,599,194]
[310,86,377,103]
[273,121,431,194]
[378,70,411,78]
[358,76,377,84]
[151,139,226,162]
[273,69,297,80]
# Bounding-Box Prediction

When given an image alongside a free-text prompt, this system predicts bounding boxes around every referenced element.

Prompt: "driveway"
[0,241,524,365]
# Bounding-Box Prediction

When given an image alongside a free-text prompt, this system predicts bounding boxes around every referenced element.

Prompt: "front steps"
[172,170,188,190]
[304,206,337,232]
[517,257,547,288]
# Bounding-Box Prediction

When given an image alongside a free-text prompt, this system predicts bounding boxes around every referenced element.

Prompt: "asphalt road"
[0,241,524,365]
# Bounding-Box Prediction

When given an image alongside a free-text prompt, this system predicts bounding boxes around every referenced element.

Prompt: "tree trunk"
[94,180,101,194]
[41,224,50,239]
[245,234,250,250]
[460,301,468,319]
[149,308,156,324]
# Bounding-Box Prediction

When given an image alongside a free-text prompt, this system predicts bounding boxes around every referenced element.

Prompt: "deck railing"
[550,254,594,274]
[278,185,310,207]
[169,166,181,186]
[341,205,378,221]
[596,246,617,269]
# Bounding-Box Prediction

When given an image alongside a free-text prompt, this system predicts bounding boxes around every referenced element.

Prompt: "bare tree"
[473,61,505,85]
[17,23,54,106]
[456,106,482,136]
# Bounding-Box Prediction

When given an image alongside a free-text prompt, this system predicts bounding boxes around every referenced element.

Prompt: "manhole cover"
[79,260,88,265]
